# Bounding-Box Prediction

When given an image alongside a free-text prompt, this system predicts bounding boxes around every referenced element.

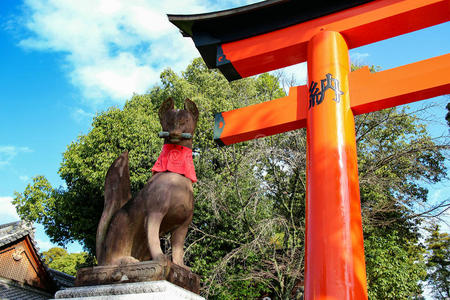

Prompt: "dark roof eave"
[167,0,284,37]
[168,0,374,81]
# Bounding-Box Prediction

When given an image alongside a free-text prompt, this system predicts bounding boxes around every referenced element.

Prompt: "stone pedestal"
[55,260,203,299]
[54,280,205,299]
[75,260,199,294]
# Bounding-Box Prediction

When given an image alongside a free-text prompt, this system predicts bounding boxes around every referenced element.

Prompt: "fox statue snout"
[96,98,199,269]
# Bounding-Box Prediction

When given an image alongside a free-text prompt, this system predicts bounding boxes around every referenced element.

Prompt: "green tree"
[42,247,89,276]
[365,232,426,299]
[13,59,448,299]
[42,247,68,265]
[352,64,447,298]
[425,225,450,299]
[188,130,307,299]
[13,176,55,224]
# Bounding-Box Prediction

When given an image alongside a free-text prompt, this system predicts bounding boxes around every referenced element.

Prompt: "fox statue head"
[158,98,199,149]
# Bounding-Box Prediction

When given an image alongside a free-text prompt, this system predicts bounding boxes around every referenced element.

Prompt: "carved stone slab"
[75,261,200,294]
[54,280,205,299]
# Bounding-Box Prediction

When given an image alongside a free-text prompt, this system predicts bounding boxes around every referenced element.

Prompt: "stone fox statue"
[96,98,199,269]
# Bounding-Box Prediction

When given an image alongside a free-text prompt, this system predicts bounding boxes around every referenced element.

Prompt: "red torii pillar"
[306,31,366,298]
[169,0,450,298]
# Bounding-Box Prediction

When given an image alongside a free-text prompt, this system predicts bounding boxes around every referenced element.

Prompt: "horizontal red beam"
[350,53,450,115]
[214,86,308,145]
[214,53,450,145]
[221,0,449,79]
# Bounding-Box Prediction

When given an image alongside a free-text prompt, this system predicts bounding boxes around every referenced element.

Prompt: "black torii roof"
[168,0,373,80]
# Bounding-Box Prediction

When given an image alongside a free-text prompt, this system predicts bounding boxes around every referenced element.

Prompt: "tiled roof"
[49,269,75,288]
[0,221,34,248]
[0,221,75,289]
[0,278,51,300]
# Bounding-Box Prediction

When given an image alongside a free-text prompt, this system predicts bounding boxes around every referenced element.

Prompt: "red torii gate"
[169,0,450,298]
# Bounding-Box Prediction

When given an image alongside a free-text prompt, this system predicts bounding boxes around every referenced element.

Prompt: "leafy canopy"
[42,247,89,276]
[425,225,450,299]
[13,58,449,299]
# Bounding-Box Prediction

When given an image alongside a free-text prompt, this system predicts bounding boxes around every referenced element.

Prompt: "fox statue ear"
[184,98,199,122]
[159,98,174,121]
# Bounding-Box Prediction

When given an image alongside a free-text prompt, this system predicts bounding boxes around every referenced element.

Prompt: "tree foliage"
[365,232,426,299]
[425,225,450,299]
[14,58,449,299]
[42,247,89,276]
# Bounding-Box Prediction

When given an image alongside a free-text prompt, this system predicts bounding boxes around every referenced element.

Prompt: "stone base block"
[75,261,200,294]
[54,280,205,299]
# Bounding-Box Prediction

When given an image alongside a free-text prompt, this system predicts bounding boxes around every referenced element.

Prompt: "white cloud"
[35,238,55,252]
[0,196,19,220]
[19,175,30,182]
[279,62,308,84]
[350,52,370,65]
[269,62,308,94]
[71,107,95,123]
[73,53,158,100]
[18,0,259,105]
[0,146,32,166]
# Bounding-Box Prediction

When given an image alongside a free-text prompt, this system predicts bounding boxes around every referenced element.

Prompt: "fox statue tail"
[96,151,131,265]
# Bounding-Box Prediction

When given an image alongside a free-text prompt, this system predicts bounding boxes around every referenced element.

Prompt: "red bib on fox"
[152,144,197,183]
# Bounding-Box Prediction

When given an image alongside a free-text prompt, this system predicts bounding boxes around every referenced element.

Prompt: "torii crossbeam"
[169,0,450,299]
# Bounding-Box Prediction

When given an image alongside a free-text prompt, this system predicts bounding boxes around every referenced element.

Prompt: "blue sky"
[0,0,448,259]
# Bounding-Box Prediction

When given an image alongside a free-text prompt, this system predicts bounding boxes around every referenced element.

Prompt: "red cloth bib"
[151,144,197,183]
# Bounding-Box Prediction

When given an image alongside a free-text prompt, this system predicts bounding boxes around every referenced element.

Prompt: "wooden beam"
[220,0,449,79]
[214,53,450,145]
[350,53,450,115]
[214,85,308,145]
